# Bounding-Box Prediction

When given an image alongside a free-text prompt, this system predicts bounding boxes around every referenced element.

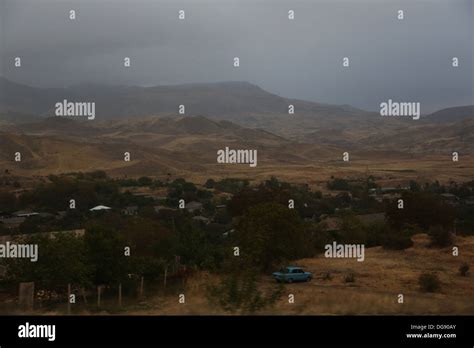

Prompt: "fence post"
[139,276,144,299]
[97,285,102,309]
[118,283,122,307]
[164,266,168,288]
[67,283,71,315]
[18,282,35,312]
[82,287,88,305]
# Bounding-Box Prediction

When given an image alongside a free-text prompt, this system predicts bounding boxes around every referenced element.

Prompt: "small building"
[13,210,39,218]
[0,217,26,229]
[192,216,210,225]
[380,187,399,193]
[356,213,386,225]
[319,216,343,232]
[122,206,138,215]
[440,193,459,205]
[0,229,86,243]
[222,229,235,238]
[465,196,474,206]
[186,201,203,213]
[90,205,112,211]
[38,212,55,219]
[154,205,177,213]
[56,211,67,219]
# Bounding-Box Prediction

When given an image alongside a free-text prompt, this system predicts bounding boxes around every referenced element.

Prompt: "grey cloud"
[1,0,473,113]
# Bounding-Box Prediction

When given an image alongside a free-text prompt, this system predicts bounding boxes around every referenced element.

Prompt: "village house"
[0,216,26,229]
[13,210,39,218]
[122,206,138,215]
[356,212,386,225]
[319,216,343,232]
[192,216,210,225]
[185,201,203,213]
[440,193,460,205]
[89,205,112,211]
[465,196,474,206]
[0,229,86,244]
[154,205,177,213]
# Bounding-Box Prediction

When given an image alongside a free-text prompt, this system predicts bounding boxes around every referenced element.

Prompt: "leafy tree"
[0,191,16,212]
[386,192,455,230]
[382,229,414,250]
[228,186,290,217]
[4,234,92,290]
[327,178,350,191]
[84,225,129,286]
[236,203,312,272]
[176,222,223,270]
[428,225,453,247]
[204,179,215,189]
[339,214,366,244]
[137,176,153,187]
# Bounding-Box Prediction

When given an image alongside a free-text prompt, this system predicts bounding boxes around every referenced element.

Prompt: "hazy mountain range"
[0,77,472,177]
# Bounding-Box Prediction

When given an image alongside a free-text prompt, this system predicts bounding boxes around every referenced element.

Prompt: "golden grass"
[127,234,474,315]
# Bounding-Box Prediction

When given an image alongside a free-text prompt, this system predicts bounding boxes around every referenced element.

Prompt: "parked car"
[272,266,312,283]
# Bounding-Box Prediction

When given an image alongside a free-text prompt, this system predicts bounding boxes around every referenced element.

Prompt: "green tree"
[386,192,455,230]
[4,233,91,290]
[428,225,453,247]
[236,203,312,272]
[84,225,129,286]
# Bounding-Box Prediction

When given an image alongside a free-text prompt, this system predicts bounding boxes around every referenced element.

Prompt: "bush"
[344,272,355,283]
[322,272,332,281]
[207,270,282,314]
[204,179,215,189]
[459,263,469,277]
[418,273,441,292]
[327,178,350,191]
[382,230,413,250]
[428,225,453,247]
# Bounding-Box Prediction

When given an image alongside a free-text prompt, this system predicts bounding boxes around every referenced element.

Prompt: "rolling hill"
[0,77,472,180]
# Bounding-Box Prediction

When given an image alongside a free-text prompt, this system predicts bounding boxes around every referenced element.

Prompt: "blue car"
[272,266,312,283]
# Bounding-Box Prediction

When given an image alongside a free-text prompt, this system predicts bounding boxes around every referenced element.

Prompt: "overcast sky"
[1,0,473,113]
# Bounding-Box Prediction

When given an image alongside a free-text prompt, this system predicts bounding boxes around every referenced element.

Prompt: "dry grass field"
[123,234,474,316]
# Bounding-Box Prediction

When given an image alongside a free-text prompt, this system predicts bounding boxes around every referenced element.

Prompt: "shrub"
[382,230,414,250]
[428,225,453,247]
[459,263,470,277]
[204,179,215,189]
[344,272,355,283]
[207,270,282,314]
[418,273,441,292]
[327,178,350,191]
[322,272,332,281]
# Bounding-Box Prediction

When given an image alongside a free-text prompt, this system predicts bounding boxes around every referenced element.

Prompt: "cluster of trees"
[1,172,472,312]
[1,211,226,292]
[327,176,377,192]
[16,175,128,213]
[166,178,212,208]
[205,178,250,194]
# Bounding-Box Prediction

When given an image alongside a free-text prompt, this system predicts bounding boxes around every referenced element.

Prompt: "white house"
[90,205,112,211]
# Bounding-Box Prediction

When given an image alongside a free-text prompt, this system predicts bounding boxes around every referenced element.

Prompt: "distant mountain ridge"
[422,105,474,123]
[1,77,470,124]
[0,77,368,120]
[1,77,472,155]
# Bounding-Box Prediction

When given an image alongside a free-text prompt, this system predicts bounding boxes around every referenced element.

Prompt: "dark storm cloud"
[1,0,473,113]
